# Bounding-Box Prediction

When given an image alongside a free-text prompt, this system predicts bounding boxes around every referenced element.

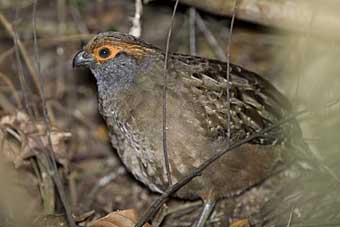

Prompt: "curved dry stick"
[0,72,22,109]
[0,47,14,65]
[31,1,77,226]
[226,0,239,145]
[162,0,180,187]
[13,9,34,117]
[177,0,340,39]
[195,13,226,61]
[188,7,196,55]
[0,13,42,98]
[0,34,93,65]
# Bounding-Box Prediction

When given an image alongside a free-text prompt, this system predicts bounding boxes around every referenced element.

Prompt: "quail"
[73,32,305,226]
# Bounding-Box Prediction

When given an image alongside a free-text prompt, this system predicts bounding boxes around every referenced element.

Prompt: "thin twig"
[279,222,340,227]
[189,7,196,55]
[50,100,97,130]
[195,12,227,61]
[135,109,309,227]
[0,48,14,65]
[177,0,340,40]
[0,34,93,65]
[32,0,58,187]
[32,1,77,226]
[12,9,34,117]
[162,0,179,187]
[0,72,22,109]
[70,5,89,34]
[226,0,239,145]
[129,0,143,38]
[37,34,93,45]
[153,200,202,227]
[287,210,293,227]
[0,13,42,98]
[0,91,17,113]
[56,0,66,97]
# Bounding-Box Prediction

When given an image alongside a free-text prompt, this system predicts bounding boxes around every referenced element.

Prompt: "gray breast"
[103,109,167,194]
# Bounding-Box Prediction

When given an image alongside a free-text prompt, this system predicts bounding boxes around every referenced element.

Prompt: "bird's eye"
[98,47,111,58]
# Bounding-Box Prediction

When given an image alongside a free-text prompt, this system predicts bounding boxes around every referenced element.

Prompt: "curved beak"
[72,50,95,68]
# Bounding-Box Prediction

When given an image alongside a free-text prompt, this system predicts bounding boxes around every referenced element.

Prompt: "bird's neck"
[95,54,167,126]
[97,85,137,122]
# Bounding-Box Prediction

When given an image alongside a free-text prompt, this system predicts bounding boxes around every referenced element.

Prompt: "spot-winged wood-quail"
[73,32,305,226]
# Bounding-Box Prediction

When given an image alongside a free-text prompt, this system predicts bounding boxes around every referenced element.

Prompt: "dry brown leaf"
[0,111,72,167]
[89,209,151,227]
[230,219,251,227]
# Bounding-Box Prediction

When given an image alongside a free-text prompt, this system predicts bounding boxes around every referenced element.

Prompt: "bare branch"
[226,0,239,145]
[0,72,22,109]
[32,1,77,226]
[161,0,180,188]
[195,12,226,61]
[177,0,340,39]
[11,9,34,117]
[0,13,42,98]
[129,0,143,38]
[188,7,196,55]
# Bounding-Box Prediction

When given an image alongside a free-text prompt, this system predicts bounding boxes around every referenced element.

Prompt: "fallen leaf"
[0,111,72,168]
[230,219,251,227]
[89,209,151,227]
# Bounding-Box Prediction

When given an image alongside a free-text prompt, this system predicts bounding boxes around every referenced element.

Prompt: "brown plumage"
[73,32,304,226]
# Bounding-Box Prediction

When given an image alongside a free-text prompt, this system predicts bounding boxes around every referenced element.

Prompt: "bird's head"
[73,31,158,90]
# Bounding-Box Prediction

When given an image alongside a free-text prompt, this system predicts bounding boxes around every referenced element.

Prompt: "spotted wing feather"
[173,54,293,145]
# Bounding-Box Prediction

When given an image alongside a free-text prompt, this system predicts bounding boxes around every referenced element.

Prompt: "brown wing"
[172,53,295,145]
